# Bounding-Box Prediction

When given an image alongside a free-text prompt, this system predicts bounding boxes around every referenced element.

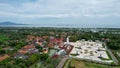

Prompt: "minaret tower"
[66,36,70,44]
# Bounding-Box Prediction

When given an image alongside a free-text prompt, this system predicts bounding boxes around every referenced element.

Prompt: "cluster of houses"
[48,36,64,48]
[52,37,74,58]
[14,44,39,60]
[1,34,112,65]
[0,34,109,65]
[0,36,85,62]
[13,35,48,60]
[13,35,65,60]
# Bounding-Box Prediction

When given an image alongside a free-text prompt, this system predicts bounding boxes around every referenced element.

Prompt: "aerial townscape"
[0,0,120,68]
[0,27,120,68]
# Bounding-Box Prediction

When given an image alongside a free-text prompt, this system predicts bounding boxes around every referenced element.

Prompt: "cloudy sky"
[0,0,120,25]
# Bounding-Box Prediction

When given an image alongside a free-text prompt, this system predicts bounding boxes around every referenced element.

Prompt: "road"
[116,52,120,57]
[56,56,69,68]
[107,49,119,65]
[104,43,119,65]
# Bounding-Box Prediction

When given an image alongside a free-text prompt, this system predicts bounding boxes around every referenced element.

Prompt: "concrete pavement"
[56,56,69,68]
[104,42,119,65]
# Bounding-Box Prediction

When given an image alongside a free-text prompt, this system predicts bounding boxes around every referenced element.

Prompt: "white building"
[68,40,113,64]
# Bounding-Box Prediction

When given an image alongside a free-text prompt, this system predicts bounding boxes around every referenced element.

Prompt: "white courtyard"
[65,38,113,63]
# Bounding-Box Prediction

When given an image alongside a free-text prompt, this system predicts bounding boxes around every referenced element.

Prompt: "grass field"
[63,59,120,68]
[0,34,8,42]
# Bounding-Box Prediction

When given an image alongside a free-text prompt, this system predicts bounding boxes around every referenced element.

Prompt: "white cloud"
[0,0,120,24]
[0,11,77,18]
[0,0,120,17]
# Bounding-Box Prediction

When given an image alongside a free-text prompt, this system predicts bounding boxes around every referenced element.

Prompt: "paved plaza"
[68,40,113,63]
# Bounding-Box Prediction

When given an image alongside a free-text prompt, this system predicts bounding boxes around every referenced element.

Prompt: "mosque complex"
[65,37,113,64]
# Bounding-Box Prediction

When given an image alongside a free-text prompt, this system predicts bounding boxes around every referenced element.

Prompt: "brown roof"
[27,35,36,41]
[19,45,35,54]
[0,54,10,61]
[48,43,54,48]
[19,50,27,54]
[23,45,35,49]
[19,45,38,54]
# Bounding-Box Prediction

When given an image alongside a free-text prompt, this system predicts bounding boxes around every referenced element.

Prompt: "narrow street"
[56,56,69,68]
[107,49,119,65]
[104,43,119,65]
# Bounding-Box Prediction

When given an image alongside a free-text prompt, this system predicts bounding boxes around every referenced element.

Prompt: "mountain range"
[0,22,26,25]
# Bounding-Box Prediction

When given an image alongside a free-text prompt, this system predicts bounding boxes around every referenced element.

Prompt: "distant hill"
[0,22,26,25]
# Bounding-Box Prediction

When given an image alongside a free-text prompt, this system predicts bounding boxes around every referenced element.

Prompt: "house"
[36,41,42,46]
[49,38,64,46]
[19,45,38,54]
[42,36,49,39]
[14,52,28,60]
[48,43,54,48]
[2,47,14,51]
[57,49,66,55]
[59,44,74,55]
[27,35,35,41]
[43,48,48,54]
[52,54,59,59]
[0,54,10,61]
[48,38,64,48]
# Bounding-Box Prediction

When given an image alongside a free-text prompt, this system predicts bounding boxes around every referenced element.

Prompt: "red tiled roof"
[0,54,10,61]
[52,54,59,58]
[48,43,54,48]
[59,44,74,55]
[19,50,27,54]
[50,38,63,44]
[23,45,35,49]
[19,45,36,54]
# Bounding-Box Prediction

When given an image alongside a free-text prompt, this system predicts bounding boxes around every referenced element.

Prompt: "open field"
[63,59,120,68]
[0,35,8,42]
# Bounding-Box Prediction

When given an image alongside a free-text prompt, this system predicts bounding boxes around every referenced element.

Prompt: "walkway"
[104,42,119,65]
[56,56,69,68]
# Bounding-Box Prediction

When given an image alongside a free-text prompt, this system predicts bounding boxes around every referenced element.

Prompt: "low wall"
[69,55,114,65]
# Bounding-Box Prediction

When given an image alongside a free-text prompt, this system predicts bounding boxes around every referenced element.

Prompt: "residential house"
[19,45,38,54]
[0,54,10,61]
[14,52,28,60]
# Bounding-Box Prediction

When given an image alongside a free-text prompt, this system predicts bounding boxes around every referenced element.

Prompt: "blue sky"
[0,0,120,25]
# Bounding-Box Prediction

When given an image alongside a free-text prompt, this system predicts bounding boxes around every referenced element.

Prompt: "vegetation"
[112,50,120,64]
[106,51,112,60]
[64,59,120,68]
[70,54,78,56]
[0,27,120,67]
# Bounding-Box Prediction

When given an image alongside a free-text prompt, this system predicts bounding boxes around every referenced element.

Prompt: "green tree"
[28,54,38,63]
[40,54,49,61]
